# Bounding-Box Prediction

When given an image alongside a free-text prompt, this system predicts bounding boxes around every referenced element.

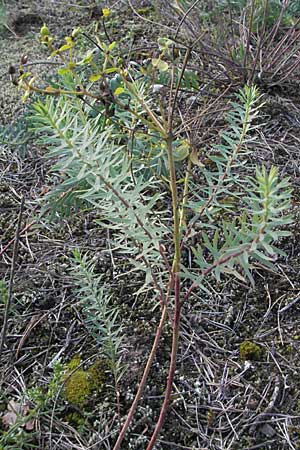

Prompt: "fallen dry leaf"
[1,399,35,431]
[2,410,17,428]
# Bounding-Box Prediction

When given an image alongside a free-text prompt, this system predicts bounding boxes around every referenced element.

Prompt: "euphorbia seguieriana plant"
[15,15,291,449]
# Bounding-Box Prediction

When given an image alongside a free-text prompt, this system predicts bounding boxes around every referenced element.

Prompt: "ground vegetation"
[1,1,300,449]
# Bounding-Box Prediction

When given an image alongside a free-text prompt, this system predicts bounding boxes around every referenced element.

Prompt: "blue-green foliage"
[181,86,291,286]
[29,90,169,292]
[28,82,291,290]
[70,250,126,379]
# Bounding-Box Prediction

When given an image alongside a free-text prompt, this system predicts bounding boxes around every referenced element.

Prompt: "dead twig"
[0,196,25,360]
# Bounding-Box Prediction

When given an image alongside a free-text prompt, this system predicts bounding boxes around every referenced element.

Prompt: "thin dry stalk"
[0,196,25,359]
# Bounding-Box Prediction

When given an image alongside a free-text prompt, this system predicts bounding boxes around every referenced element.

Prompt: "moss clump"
[63,355,107,407]
[65,411,85,427]
[87,358,108,387]
[66,354,81,371]
[64,369,92,406]
[239,340,262,361]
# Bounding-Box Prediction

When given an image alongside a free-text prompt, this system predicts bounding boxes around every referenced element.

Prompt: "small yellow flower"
[102,8,110,17]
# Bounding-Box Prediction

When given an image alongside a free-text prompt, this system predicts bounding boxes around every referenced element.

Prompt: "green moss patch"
[63,355,107,407]
[239,340,263,361]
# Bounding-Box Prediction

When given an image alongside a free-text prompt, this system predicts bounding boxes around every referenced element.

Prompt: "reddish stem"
[146,274,181,450]
[0,221,36,258]
[112,304,167,450]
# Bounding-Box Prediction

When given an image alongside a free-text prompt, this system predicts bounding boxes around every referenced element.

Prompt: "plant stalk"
[112,305,167,450]
[146,134,182,449]
[146,276,181,450]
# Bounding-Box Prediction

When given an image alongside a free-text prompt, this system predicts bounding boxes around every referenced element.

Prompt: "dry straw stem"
[0,196,25,361]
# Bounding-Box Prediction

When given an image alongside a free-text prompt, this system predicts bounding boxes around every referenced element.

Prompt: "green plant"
[15,19,291,449]
[169,0,300,28]
[63,355,107,407]
[0,429,38,450]
[0,362,64,450]
[64,369,92,408]
[69,251,126,414]
[227,0,298,29]
[0,117,32,156]
[27,361,64,408]
[0,280,7,305]
[165,0,300,86]
[239,340,263,360]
